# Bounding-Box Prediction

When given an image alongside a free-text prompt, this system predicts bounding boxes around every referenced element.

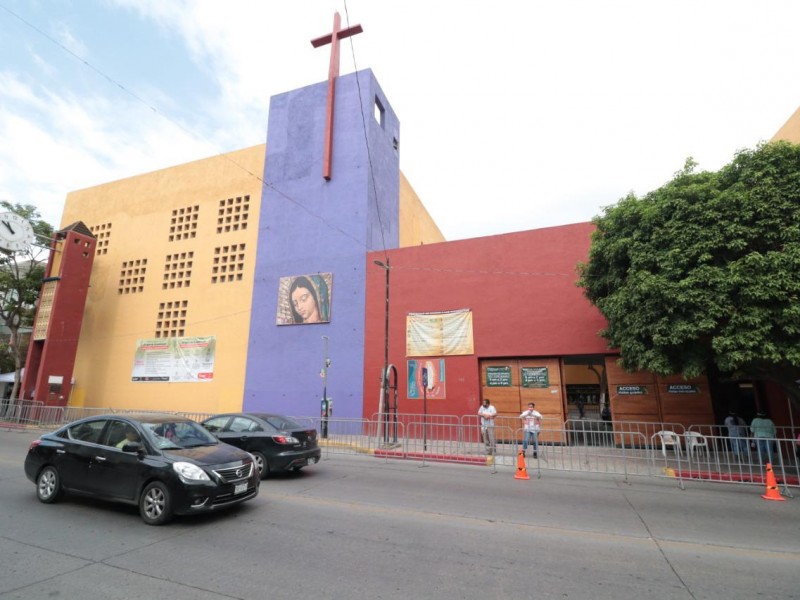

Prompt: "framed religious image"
[276,273,332,325]
[407,359,446,399]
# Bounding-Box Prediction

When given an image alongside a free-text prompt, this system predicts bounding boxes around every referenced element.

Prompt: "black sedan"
[200,413,321,478]
[24,413,260,525]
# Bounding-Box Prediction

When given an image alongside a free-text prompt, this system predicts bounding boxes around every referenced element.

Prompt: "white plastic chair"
[654,430,682,458]
[685,431,709,460]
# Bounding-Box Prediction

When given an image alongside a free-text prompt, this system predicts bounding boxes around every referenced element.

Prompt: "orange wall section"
[399,172,446,246]
[61,145,266,414]
[771,105,800,143]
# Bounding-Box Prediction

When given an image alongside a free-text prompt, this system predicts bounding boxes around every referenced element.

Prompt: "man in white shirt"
[478,398,497,456]
[520,402,542,458]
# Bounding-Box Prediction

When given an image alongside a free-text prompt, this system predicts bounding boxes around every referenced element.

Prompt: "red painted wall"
[363,222,611,418]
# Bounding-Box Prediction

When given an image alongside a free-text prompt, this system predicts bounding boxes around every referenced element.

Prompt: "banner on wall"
[406,309,474,357]
[276,273,333,325]
[131,336,216,382]
[407,359,446,399]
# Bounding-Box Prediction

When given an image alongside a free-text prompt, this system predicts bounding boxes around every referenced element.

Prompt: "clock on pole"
[0,212,35,252]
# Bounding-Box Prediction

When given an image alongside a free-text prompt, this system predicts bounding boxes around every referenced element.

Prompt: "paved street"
[1,428,798,599]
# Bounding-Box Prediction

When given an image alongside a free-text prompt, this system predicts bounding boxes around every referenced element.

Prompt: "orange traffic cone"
[514,451,530,480]
[761,463,785,502]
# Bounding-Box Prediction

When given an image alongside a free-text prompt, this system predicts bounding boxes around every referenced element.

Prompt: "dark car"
[200,413,321,478]
[24,413,260,525]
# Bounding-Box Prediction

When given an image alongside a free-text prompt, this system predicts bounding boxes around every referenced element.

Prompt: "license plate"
[234,483,247,495]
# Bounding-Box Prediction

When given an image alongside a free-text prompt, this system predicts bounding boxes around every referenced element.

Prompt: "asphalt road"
[1,428,798,599]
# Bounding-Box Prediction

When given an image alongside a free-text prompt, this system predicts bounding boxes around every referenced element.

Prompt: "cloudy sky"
[1,0,799,242]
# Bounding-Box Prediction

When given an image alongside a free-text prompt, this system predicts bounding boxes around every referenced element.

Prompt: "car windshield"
[263,415,303,430]
[140,419,218,449]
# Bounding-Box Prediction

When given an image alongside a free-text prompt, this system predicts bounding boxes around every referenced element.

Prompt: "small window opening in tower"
[374,96,385,128]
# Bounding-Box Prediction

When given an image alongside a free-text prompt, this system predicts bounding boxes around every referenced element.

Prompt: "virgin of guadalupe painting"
[276,273,332,325]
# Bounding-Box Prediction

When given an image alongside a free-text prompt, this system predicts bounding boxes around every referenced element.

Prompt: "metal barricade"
[5,405,796,494]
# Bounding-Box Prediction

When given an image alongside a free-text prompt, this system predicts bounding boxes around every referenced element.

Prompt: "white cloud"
[1,0,799,241]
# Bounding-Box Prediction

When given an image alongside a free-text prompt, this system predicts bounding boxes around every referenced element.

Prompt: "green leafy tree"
[0,201,54,404]
[578,141,800,409]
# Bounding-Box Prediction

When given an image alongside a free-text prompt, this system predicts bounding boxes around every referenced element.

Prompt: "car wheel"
[139,481,173,526]
[252,452,269,479]
[36,466,61,503]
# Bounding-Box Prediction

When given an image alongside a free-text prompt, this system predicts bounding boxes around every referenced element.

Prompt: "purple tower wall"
[243,69,400,418]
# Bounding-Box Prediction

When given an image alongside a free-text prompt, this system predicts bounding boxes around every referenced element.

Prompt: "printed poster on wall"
[131,336,216,382]
[407,359,446,399]
[406,309,474,357]
[276,273,333,325]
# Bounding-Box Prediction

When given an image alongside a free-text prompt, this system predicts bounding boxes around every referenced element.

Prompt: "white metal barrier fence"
[3,408,797,494]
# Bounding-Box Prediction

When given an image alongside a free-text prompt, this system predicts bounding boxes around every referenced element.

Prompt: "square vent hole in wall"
[217,195,249,234]
[169,205,199,242]
[212,244,246,284]
[155,300,188,338]
[118,258,147,294]
[90,223,112,255]
[162,251,193,289]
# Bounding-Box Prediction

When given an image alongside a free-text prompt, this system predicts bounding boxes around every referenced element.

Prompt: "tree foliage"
[578,141,800,407]
[0,201,54,402]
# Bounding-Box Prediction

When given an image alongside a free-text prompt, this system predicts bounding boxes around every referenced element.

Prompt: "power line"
[344,0,389,264]
[0,1,372,252]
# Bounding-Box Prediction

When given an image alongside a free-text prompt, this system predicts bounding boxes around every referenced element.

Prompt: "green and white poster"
[131,336,216,382]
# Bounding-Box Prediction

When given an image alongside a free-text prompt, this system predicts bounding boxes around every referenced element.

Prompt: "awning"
[0,369,24,383]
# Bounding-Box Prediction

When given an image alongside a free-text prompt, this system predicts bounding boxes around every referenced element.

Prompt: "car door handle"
[239,436,248,441]
[94,456,107,462]
[57,449,65,454]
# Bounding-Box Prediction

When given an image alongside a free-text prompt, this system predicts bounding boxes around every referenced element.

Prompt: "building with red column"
[21,222,96,406]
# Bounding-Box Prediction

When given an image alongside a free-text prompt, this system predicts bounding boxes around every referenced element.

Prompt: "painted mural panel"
[276,273,333,325]
[131,336,216,382]
[407,359,446,399]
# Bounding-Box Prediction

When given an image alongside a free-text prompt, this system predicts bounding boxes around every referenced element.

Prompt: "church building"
[25,19,800,434]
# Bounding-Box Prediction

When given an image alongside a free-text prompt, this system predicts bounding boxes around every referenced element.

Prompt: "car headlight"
[173,461,210,482]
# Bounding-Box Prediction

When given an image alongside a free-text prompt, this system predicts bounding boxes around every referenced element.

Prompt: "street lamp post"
[321,335,331,439]
[373,258,390,445]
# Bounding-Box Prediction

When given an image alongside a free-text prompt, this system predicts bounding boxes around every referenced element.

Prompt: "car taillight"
[28,439,42,451]
[273,435,299,444]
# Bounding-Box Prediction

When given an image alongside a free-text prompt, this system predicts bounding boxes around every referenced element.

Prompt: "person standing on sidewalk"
[520,402,543,458]
[478,398,497,456]
[724,411,749,460]
[750,412,777,465]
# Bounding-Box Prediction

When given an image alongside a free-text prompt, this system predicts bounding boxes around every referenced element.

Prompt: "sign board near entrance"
[486,366,512,387]
[521,367,549,388]
[617,385,647,395]
[667,384,699,394]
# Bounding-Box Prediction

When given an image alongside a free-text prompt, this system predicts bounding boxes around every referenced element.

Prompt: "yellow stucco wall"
[771,105,800,143]
[61,145,266,414]
[399,172,446,246]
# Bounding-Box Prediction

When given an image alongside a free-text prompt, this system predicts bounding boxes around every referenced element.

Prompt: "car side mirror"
[121,441,144,454]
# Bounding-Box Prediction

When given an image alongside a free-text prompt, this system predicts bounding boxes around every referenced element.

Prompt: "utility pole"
[373,258,390,445]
